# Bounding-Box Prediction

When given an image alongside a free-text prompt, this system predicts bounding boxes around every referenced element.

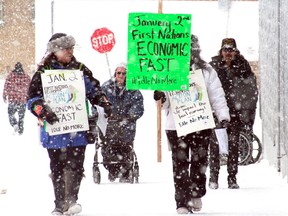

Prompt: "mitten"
[32,99,59,125]
[97,95,112,118]
[102,103,112,118]
[220,120,230,128]
[153,90,166,103]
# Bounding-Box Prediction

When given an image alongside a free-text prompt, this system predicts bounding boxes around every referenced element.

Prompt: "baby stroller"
[89,113,139,184]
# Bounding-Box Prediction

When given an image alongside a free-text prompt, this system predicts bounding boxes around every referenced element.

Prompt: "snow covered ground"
[0,77,288,216]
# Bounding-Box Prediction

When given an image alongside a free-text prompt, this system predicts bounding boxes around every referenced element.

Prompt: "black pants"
[166,129,211,209]
[47,146,86,209]
[8,102,26,134]
[209,127,240,183]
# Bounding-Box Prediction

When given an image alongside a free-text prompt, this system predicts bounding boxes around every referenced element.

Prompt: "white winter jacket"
[161,64,230,131]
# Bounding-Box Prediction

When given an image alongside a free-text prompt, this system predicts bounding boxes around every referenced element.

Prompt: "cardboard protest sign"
[41,70,89,135]
[168,69,215,137]
[127,12,191,91]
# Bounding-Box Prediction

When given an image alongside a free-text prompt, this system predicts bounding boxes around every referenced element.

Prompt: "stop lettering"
[90,27,116,53]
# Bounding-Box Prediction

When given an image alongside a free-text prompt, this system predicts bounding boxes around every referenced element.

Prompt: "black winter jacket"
[209,54,258,127]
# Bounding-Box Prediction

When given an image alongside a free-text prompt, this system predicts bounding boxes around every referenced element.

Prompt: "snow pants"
[166,129,211,209]
[209,126,240,184]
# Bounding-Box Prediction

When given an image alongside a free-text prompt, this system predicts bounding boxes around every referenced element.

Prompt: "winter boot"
[176,207,189,214]
[228,182,240,189]
[191,198,202,212]
[63,203,82,215]
[208,175,219,189]
[108,172,116,182]
[51,208,63,215]
[209,181,219,189]
[51,174,66,215]
[228,175,239,189]
[64,171,82,214]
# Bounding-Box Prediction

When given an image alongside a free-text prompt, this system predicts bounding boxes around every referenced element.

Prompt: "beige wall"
[0,0,35,75]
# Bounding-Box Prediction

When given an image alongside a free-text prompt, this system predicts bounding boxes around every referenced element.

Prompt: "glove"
[102,103,112,118]
[32,99,59,125]
[220,120,230,128]
[153,90,166,103]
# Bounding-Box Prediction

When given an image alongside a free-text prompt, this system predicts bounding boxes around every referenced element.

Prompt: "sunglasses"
[222,48,235,53]
[116,71,126,75]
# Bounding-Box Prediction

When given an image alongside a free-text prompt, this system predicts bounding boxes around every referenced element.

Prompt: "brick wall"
[0,0,35,76]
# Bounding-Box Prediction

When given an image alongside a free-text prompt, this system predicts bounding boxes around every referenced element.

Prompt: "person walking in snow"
[153,34,230,214]
[3,62,31,135]
[98,62,144,183]
[208,38,259,189]
[27,33,112,216]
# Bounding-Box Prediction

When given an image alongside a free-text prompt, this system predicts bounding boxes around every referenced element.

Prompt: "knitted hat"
[115,62,127,71]
[221,38,237,50]
[13,62,24,74]
[47,33,76,53]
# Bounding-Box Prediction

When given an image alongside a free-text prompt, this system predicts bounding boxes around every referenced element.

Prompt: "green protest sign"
[127,13,191,91]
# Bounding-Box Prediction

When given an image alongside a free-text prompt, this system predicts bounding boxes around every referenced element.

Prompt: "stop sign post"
[91,27,116,53]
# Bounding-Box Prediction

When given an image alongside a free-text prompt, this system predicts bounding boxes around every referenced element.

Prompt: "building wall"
[259,0,288,180]
[0,0,35,75]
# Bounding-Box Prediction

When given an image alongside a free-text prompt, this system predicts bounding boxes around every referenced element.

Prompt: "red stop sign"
[91,27,116,53]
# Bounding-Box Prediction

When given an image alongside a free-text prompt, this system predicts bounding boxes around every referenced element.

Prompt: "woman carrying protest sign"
[153,34,230,214]
[27,33,112,216]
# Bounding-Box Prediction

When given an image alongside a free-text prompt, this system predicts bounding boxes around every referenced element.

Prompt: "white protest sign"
[41,70,89,135]
[168,69,215,137]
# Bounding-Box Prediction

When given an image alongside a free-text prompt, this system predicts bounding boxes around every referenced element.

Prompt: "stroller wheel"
[133,161,139,183]
[127,169,134,184]
[93,165,101,184]
[133,167,139,183]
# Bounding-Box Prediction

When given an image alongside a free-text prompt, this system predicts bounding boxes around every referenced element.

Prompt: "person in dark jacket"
[98,62,144,183]
[27,33,112,216]
[209,38,259,189]
[154,35,230,214]
[3,62,31,135]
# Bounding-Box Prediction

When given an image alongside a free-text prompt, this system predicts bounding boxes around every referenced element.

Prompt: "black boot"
[51,173,66,214]
[64,171,82,214]
[209,175,219,189]
[228,175,239,189]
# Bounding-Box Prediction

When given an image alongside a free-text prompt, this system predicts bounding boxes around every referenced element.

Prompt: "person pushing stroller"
[99,62,144,183]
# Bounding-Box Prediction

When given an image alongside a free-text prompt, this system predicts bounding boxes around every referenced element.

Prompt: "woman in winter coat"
[153,35,230,214]
[208,38,258,190]
[27,33,112,216]
[99,62,144,183]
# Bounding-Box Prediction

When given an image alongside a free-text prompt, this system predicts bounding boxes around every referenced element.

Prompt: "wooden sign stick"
[157,0,163,162]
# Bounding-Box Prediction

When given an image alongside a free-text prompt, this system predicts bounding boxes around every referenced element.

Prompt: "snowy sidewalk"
[0,95,287,215]
[1,137,288,216]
